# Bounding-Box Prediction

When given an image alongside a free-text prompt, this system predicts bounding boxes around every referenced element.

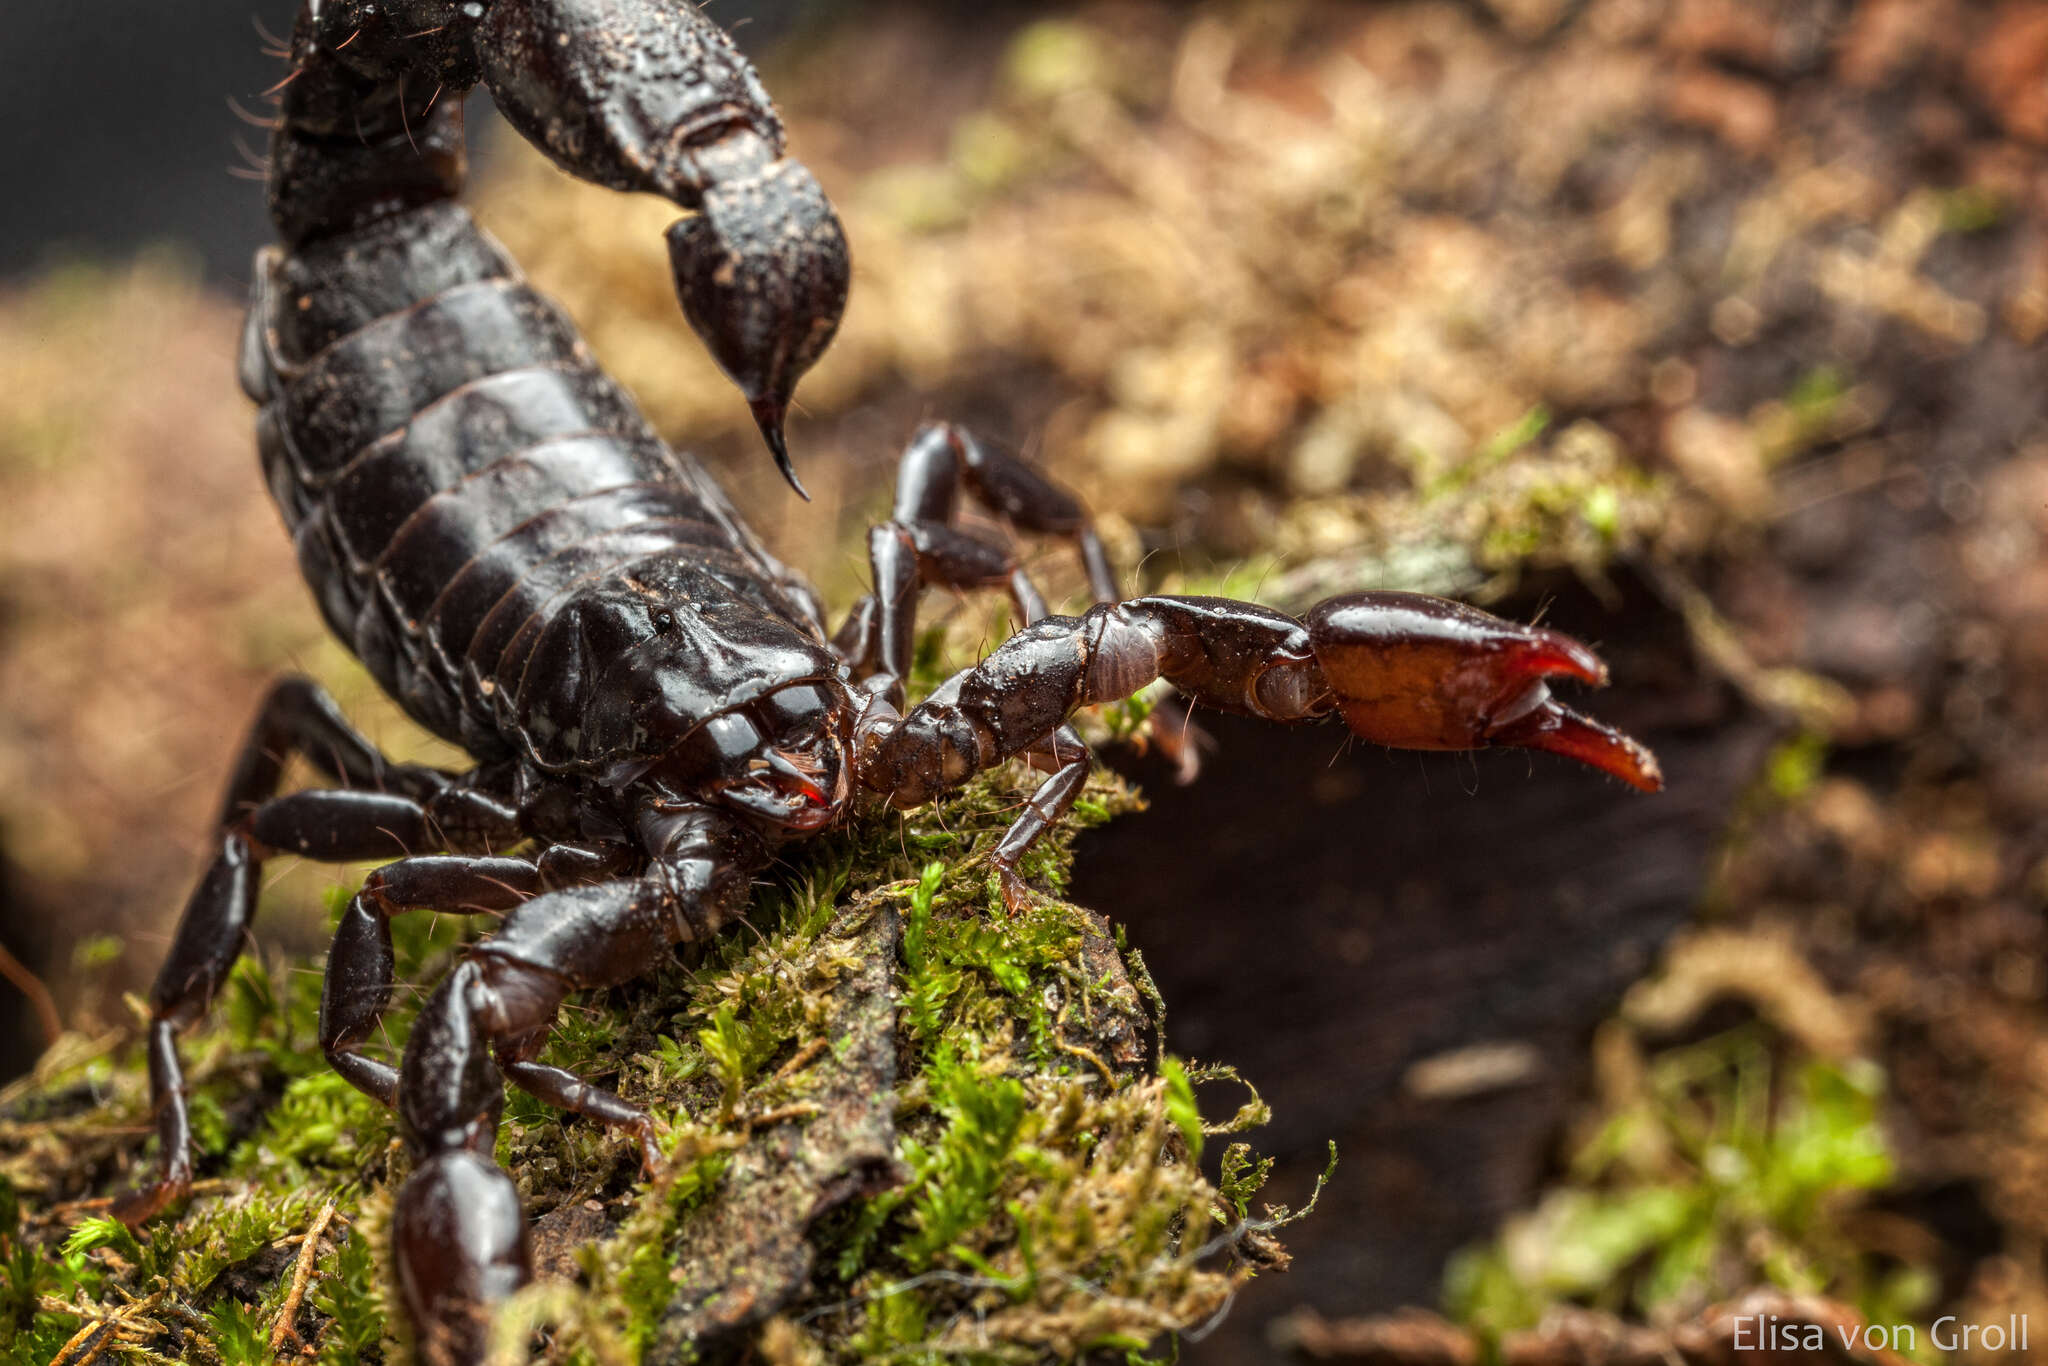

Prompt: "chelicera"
[111,3,1663,1361]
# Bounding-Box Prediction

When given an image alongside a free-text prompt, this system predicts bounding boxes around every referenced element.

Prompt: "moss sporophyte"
[1,760,1329,1365]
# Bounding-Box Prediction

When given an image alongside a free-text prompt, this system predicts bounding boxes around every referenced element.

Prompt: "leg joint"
[465,948,570,1042]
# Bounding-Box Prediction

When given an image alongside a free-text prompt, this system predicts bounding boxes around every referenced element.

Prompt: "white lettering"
[1838,1323,1923,1353]
[1734,1316,1755,1350]
[1934,1316,1958,1351]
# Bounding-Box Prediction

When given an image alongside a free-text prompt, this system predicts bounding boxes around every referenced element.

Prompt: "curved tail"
[264,0,848,491]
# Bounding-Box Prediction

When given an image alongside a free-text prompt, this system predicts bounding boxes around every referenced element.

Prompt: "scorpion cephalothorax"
[115,4,1662,1362]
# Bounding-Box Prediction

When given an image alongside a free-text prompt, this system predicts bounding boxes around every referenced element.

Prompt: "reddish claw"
[1305,592,1663,792]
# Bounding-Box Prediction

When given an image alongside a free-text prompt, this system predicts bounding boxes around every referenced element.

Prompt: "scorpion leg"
[989,725,1094,911]
[859,591,1662,895]
[321,855,546,1107]
[321,843,641,1106]
[391,961,526,1366]
[842,423,1216,780]
[497,1058,665,1174]
[844,423,1118,699]
[936,424,1120,604]
[392,808,763,1365]
[111,677,463,1225]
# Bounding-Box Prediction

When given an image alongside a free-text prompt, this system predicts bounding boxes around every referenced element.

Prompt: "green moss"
[1939,184,2005,234]
[1445,1025,1930,1351]
[204,1298,272,1366]
[890,1053,1034,1273]
[311,1227,385,1365]
[1764,732,1830,805]
[1424,405,1552,501]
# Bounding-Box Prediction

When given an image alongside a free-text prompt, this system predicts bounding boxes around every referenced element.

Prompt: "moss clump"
[1,728,1319,1365]
[1444,1022,1928,1350]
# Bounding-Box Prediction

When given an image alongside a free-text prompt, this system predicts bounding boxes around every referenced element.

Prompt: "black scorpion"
[111,3,1665,1361]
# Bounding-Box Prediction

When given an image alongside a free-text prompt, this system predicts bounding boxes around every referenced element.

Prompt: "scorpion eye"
[663,710,764,785]
[759,684,830,737]
[651,610,677,632]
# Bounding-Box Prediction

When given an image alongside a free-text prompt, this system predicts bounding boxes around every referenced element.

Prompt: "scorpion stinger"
[473,0,852,497]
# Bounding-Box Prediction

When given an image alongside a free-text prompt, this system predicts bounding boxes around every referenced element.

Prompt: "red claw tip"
[1487,697,1664,793]
[1512,629,1608,690]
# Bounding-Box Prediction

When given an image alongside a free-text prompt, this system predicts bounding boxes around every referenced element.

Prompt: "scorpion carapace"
[114,3,1662,1362]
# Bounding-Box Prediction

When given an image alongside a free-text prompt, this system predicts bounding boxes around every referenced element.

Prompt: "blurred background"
[6,0,2048,1361]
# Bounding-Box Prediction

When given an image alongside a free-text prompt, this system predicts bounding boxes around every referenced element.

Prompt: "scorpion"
[109,2,1664,1361]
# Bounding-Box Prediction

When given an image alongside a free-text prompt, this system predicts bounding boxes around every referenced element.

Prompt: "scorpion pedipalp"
[858,590,1660,914]
[1305,591,1665,792]
[392,1148,533,1366]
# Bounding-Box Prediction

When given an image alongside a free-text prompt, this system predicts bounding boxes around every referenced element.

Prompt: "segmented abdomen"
[240,202,809,760]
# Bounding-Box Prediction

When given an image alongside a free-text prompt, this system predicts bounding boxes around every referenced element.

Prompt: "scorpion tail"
[751,394,813,502]
[392,1149,532,1366]
[471,0,851,497]
[1305,591,1664,793]
[666,154,848,502]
